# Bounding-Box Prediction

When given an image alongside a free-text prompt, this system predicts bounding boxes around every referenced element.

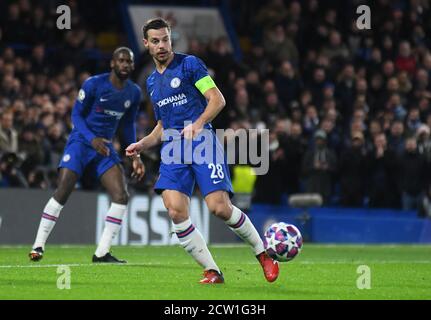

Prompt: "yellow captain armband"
[195,75,216,95]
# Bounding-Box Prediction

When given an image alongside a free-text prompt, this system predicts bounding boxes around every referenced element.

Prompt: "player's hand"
[181,120,204,140]
[91,137,110,156]
[125,142,143,157]
[131,156,145,181]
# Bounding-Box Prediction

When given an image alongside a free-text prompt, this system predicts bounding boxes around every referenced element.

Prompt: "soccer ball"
[263,222,303,262]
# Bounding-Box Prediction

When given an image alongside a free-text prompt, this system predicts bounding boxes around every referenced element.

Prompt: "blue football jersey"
[147,53,234,198]
[70,73,142,145]
[146,53,216,130]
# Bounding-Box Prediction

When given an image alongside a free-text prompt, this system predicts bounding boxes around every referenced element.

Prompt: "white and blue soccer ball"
[263,222,303,262]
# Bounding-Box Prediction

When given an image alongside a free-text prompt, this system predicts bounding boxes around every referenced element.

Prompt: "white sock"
[33,197,64,250]
[95,203,127,257]
[226,206,265,255]
[174,218,220,273]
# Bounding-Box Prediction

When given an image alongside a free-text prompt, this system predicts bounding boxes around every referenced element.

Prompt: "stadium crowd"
[1,0,431,215]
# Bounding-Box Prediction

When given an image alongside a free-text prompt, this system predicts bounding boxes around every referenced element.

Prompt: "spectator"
[275,60,302,108]
[30,44,48,74]
[303,104,319,137]
[382,60,396,81]
[254,0,289,31]
[231,88,250,122]
[1,73,20,100]
[406,107,423,135]
[27,169,48,189]
[17,125,46,178]
[29,6,52,45]
[45,122,67,171]
[290,103,303,123]
[252,131,286,204]
[0,111,18,153]
[262,92,285,124]
[338,131,368,207]
[386,93,407,120]
[301,129,337,204]
[369,118,383,142]
[398,136,428,210]
[355,78,368,100]
[416,124,431,162]
[366,47,383,73]
[368,74,385,113]
[397,71,413,97]
[395,41,417,76]
[346,118,366,149]
[413,68,431,101]
[321,30,350,63]
[0,152,28,188]
[282,121,307,194]
[307,67,326,109]
[418,97,430,119]
[367,133,400,208]
[335,64,355,117]
[320,117,342,155]
[388,120,405,156]
[2,3,28,43]
[263,24,299,66]
[380,35,395,61]
[206,37,236,89]
[245,70,264,109]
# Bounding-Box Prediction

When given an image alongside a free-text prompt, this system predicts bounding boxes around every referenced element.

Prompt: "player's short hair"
[142,18,171,39]
[112,47,134,61]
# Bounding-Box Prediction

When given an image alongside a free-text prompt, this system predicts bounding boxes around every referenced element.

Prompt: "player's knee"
[112,191,129,205]
[167,207,188,222]
[53,189,69,205]
[208,201,232,220]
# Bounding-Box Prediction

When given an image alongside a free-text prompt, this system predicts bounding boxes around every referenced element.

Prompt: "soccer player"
[29,47,144,263]
[126,18,279,283]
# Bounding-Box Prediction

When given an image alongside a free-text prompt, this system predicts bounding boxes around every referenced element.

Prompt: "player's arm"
[194,86,226,125]
[181,56,225,139]
[123,88,145,180]
[181,79,226,139]
[125,120,163,156]
[71,80,97,143]
[72,79,110,156]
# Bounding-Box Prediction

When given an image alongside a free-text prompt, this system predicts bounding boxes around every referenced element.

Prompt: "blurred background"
[1,0,431,244]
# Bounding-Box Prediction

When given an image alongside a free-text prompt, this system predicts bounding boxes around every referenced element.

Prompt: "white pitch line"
[296,260,431,264]
[0,260,430,269]
[0,263,148,269]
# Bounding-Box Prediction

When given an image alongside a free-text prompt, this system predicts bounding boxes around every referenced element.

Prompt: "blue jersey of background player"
[126,18,279,284]
[65,71,140,178]
[29,47,145,264]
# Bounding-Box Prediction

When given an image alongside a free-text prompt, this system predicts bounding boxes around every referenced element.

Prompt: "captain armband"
[195,75,216,95]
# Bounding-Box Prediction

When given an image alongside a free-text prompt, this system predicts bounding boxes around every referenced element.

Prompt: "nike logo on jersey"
[212,180,223,184]
[100,98,109,102]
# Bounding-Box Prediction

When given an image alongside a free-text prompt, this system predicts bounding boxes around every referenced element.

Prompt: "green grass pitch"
[0,244,430,300]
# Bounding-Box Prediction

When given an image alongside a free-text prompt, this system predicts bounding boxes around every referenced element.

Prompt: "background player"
[126,18,279,283]
[29,47,144,263]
